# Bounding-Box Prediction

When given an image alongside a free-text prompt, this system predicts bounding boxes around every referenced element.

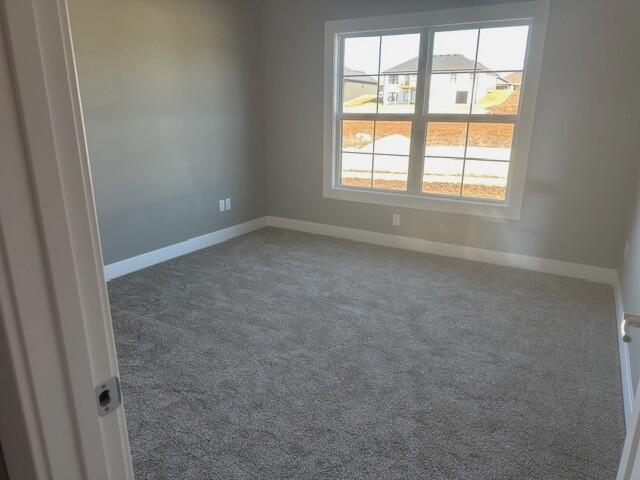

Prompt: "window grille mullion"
[406,28,431,195]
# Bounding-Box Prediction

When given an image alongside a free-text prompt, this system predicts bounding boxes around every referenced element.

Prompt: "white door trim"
[0,0,133,478]
[619,383,640,480]
[614,275,635,431]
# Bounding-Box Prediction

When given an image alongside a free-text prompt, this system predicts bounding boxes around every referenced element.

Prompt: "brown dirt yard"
[343,120,514,149]
[341,177,506,200]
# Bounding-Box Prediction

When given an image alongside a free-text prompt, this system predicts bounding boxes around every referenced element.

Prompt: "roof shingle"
[383,54,489,73]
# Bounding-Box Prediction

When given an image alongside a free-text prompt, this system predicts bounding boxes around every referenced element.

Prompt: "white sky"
[344,26,529,75]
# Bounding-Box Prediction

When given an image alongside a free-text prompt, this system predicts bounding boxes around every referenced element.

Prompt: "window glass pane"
[343,77,378,113]
[373,155,409,191]
[343,36,380,76]
[428,73,474,113]
[462,160,509,200]
[422,157,463,196]
[466,123,514,161]
[341,153,372,188]
[477,26,529,71]
[338,26,530,204]
[425,122,467,158]
[431,29,479,72]
[342,120,374,153]
[380,33,420,73]
[471,72,521,114]
[374,121,412,155]
[378,75,416,114]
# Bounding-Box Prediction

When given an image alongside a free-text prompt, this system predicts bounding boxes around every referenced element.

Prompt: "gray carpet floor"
[108,227,625,479]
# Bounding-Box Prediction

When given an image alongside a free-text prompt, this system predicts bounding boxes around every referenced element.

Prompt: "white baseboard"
[614,274,635,430]
[265,216,617,285]
[106,215,618,284]
[104,217,267,280]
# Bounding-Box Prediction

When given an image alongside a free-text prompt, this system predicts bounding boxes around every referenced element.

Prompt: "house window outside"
[325,3,548,219]
[455,91,469,104]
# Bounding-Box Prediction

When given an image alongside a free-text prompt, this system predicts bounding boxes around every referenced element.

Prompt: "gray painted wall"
[71,0,638,272]
[69,0,266,265]
[261,0,638,268]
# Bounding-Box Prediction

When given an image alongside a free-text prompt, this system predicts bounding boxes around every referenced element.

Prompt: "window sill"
[323,185,521,220]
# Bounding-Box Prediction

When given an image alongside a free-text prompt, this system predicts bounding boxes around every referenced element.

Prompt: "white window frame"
[323,1,549,220]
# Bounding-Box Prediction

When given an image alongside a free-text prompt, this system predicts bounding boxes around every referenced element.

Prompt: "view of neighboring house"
[343,54,520,114]
[500,71,522,90]
[381,54,518,111]
[381,68,418,106]
[343,67,378,103]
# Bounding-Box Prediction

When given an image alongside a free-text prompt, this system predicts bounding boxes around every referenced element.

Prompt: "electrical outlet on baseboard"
[218,200,225,212]
[225,198,231,210]
[392,213,400,226]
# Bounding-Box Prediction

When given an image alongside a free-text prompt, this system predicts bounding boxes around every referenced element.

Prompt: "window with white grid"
[324,2,548,219]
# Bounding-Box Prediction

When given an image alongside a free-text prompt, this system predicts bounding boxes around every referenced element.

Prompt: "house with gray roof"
[381,54,499,111]
[343,68,378,106]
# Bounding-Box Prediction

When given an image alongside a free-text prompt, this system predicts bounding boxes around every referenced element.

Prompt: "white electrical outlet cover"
[392,214,400,226]
[219,200,225,212]
[225,198,231,210]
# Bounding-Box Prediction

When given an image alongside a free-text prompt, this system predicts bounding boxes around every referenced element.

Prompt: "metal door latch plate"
[95,376,121,417]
